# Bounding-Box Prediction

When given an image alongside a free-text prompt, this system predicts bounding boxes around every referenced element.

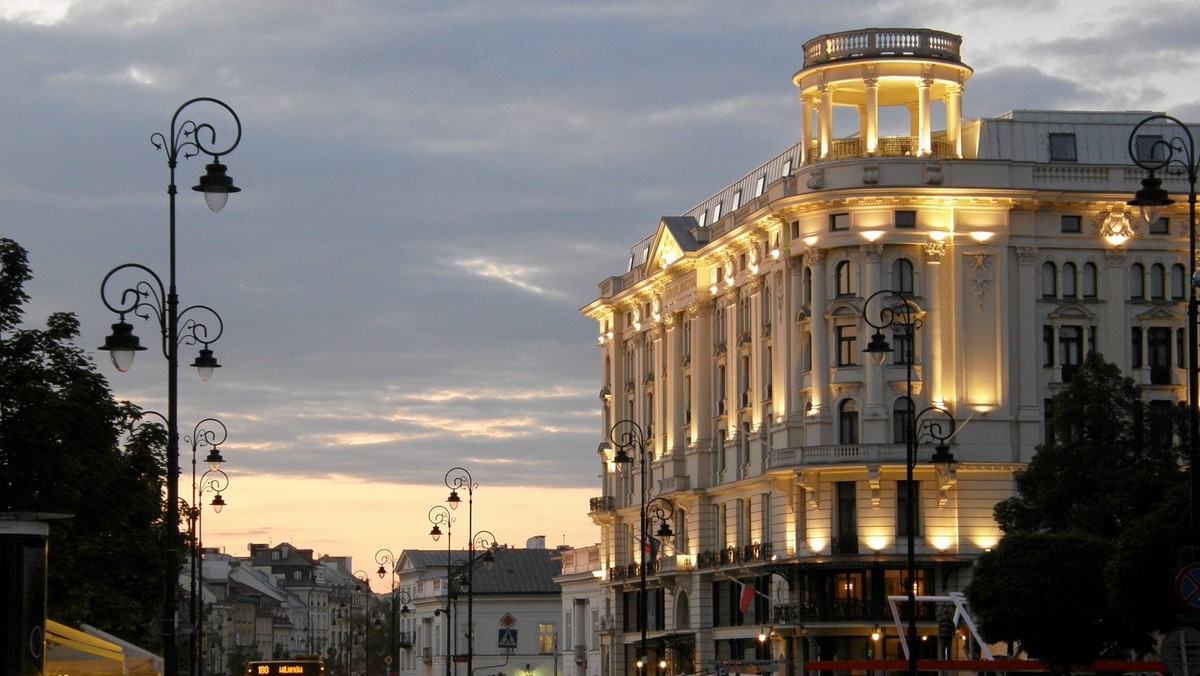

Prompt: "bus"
[246,657,325,676]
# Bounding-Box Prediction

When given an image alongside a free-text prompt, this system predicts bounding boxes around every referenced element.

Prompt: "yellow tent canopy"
[45,619,127,676]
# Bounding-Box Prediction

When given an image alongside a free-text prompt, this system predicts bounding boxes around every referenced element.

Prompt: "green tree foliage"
[0,238,169,645]
[968,531,1113,673]
[968,351,1189,664]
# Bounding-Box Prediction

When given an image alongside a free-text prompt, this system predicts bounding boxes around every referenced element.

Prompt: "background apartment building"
[581,27,1193,676]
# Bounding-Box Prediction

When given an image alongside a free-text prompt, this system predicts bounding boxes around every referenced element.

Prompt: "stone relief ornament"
[965,252,994,308]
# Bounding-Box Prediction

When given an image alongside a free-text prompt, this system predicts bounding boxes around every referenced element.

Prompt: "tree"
[967,531,1113,673]
[0,238,169,645]
[968,351,1188,664]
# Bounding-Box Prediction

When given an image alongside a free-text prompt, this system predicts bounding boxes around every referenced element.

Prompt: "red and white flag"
[738,581,755,614]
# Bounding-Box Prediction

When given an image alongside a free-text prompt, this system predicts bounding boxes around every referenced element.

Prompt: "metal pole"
[639,441,648,676]
[905,325,917,676]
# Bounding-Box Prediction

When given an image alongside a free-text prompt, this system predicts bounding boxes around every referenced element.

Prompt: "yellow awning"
[45,619,127,675]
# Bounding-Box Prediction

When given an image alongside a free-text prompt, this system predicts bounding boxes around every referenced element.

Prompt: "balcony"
[768,443,907,469]
[802,28,964,68]
[589,496,616,513]
[808,136,957,162]
[772,600,936,624]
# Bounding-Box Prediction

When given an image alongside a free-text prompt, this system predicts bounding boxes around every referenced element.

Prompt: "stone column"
[799,95,813,165]
[917,77,933,157]
[819,85,833,159]
[945,84,963,158]
[864,77,879,155]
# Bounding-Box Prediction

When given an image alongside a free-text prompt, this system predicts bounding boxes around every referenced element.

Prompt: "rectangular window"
[732,190,742,211]
[1149,327,1171,385]
[1060,215,1082,233]
[1059,326,1084,381]
[897,480,920,537]
[782,158,793,176]
[1132,327,1143,368]
[698,210,707,228]
[755,175,767,197]
[830,213,850,231]
[1049,133,1077,161]
[538,623,555,654]
[713,201,723,221]
[837,325,858,366]
[893,323,914,365]
[1043,326,1054,367]
[1150,217,1170,235]
[894,210,917,228]
[835,482,858,555]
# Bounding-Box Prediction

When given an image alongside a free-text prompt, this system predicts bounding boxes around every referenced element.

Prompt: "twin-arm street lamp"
[428,506,455,676]
[862,289,958,676]
[1127,114,1200,551]
[99,97,242,676]
[186,417,228,676]
[609,420,675,675]
[440,468,497,676]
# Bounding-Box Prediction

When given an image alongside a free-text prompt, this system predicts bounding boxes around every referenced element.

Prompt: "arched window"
[1151,264,1166,300]
[891,258,915,295]
[838,399,859,444]
[1171,264,1186,300]
[1041,262,1057,298]
[1061,262,1077,298]
[835,260,855,297]
[1082,263,1098,298]
[1130,263,1145,300]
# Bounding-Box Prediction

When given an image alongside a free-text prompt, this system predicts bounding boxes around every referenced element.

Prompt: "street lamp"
[862,289,958,676]
[443,468,497,676]
[355,572,372,676]
[376,549,398,675]
[610,420,675,676]
[428,505,455,676]
[1127,114,1200,551]
[190,466,228,676]
[97,97,242,676]
[186,417,227,676]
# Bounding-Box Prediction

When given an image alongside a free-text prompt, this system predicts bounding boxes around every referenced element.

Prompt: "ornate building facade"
[581,27,1191,676]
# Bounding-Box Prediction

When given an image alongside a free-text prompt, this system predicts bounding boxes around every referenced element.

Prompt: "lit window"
[836,325,857,366]
[1049,133,1077,162]
[538,623,555,654]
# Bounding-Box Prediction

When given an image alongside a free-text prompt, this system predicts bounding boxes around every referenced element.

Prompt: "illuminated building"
[581,27,1192,676]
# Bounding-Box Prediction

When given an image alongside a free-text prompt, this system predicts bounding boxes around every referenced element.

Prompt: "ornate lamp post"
[1127,114,1200,550]
[375,549,398,675]
[862,289,958,676]
[355,572,372,676]
[186,417,227,676]
[97,97,242,676]
[442,468,497,676]
[610,420,675,675]
[428,505,455,676]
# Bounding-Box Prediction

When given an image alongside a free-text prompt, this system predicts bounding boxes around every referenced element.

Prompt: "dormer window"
[1049,133,1077,162]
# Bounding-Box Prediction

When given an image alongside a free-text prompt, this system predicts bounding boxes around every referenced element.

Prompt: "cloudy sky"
[4,0,1199,587]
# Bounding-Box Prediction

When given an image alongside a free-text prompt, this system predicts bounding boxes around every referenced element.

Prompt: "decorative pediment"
[644,216,703,274]
[1136,305,1182,322]
[1046,303,1096,321]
